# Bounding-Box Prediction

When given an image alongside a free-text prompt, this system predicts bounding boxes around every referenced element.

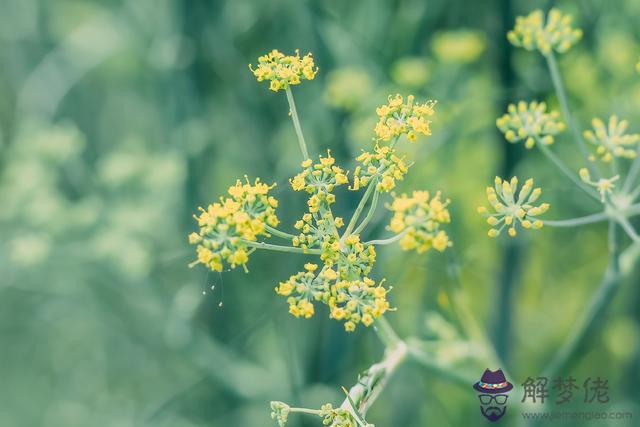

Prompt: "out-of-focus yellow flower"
[352,144,409,192]
[249,49,318,92]
[391,57,431,87]
[508,9,582,55]
[478,177,549,238]
[579,168,620,203]
[583,116,640,162]
[374,94,436,143]
[323,67,372,111]
[496,101,565,149]
[189,177,279,271]
[387,191,452,253]
[431,30,486,63]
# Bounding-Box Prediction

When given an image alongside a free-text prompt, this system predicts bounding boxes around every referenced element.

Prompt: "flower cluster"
[496,101,565,149]
[276,239,389,332]
[291,151,349,199]
[189,177,279,271]
[579,168,619,202]
[387,191,451,253]
[507,9,582,55]
[292,212,343,252]
[478,177,549,237]
[269,402,359,427]
[583,116,640,162]
[374,94,436,142]
[318,404,358,427]
[250,49,318,92]
[352,144,410,192]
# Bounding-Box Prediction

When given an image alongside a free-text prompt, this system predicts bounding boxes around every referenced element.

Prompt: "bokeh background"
[1,0,640,426]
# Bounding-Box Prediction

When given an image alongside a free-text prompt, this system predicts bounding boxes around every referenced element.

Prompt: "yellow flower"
[352,144,409,192]
[579,168,620,203]
[374,94,436,143]
[249,49,318,92]
[189,176,279,272]
[508,9,582,55]
[496,101,565,148]
[387,191,452,253]
[290,150,349,195]
[479,177,549,237]
[583,116,639,162]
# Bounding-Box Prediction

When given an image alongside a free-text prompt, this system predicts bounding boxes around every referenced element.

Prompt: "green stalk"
[343,179,377,240]
[353,187,380,236]
[544,52,597,177]
[264,224,296,240]
[365,229,409,246]
[542,222,640,379]
[543,212,608,227]
[537,144,599,200]
[622,145,640,193]
[285,86,310,161]
[242,240,320,255]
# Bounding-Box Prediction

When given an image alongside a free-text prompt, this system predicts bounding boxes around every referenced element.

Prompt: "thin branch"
[242,240,320,255]
[544,52,598,178]
[353,187,380,236]
[364,229,409,246]
[537,144,600,200]
[343,179,377,240]
[285,87,310,160]
[265,224,296,240]
[543,212,608,227]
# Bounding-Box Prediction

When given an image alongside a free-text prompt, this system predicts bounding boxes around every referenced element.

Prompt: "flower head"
[270,401,290,427]
[249,49,318,92]
[388,191,452,253]
[190,177,279,271]
[496,101,565,148]
[290,151,349,196]
[508,9,582,55]
[579,168,620,202]
[478,177,549,237]
[292,211,342,253]
[374,94,436,143]
[583,116,640,162]
[352,144,410,192]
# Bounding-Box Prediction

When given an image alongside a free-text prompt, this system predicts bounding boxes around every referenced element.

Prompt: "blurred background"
[1,0,639,426]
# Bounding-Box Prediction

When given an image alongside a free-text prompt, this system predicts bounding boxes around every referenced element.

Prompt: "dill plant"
[187,10,640,426]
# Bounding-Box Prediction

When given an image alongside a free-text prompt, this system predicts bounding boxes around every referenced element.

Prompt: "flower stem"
[543,212,608,227]
[242,240,320,255]
[285,86,310,161]
[616,216,640,243]
[335,336,408,423]
[365,229,409,246]
[343,179,377,240]
[544,52,597,177]
[543,222,640,379]
[537,144,600,200]
[265,224,296,240]
[622,145,640,193]
[353,188,380,236]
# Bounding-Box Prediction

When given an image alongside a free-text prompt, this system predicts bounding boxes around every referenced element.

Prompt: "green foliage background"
[1,0,639,426]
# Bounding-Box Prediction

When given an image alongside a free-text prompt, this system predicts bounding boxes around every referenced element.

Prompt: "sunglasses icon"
[478,394,509,405]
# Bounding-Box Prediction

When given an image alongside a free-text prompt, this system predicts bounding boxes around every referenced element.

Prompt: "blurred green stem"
[623,145,640,193]
[543,212,608,227]
[542,222,640,379]
[544,53,597,177]
[242,240,320,254]
[265,225,296,240]
[537,144,599,200]
[285,87,310,161]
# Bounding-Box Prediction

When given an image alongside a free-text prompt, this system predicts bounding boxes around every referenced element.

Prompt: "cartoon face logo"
[473,369,513,422]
